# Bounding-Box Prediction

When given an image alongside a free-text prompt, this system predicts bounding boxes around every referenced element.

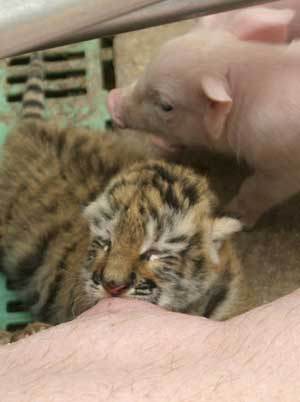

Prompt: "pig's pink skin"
[200,0,300,42]
[108,26,300,227]
[107,89,126,128]
[107,90,182,152]
[273,0,300,40]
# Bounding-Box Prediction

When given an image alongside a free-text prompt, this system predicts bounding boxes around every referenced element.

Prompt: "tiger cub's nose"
[103,280,129,296]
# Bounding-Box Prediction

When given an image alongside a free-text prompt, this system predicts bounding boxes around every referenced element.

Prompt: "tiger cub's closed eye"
[140,249,161,262]
[92,237,111,252]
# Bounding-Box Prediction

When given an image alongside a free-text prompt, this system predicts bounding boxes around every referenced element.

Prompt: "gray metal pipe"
[0,0,162,59]
[0,0,277,59]
[74,0,278,40]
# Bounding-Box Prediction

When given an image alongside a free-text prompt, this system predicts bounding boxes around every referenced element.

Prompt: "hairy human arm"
[1,292,300,402]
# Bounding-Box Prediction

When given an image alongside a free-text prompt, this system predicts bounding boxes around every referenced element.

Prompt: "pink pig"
[200,0,300,42]
[107,7,300,228]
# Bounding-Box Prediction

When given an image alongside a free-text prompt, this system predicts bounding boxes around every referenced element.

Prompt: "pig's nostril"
[107,90,115,112]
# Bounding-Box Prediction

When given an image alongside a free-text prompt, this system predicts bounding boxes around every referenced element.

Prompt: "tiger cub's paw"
[0,330,12,345]
[11,322,52,343]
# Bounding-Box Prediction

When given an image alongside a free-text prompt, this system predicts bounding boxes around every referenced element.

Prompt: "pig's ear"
[229,7,295,43]
[201,75,232,140]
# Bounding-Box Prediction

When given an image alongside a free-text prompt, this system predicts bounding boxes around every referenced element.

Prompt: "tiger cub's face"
[83,161,242,318]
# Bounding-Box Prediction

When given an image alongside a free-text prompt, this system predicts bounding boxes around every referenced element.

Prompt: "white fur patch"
[83,196,118,240]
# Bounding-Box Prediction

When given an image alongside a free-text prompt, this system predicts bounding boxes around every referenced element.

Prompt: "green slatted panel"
[0,39,113,330]
[0,278,32,330]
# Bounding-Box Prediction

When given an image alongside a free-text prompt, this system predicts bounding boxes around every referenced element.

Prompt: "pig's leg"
[226,171,298,228]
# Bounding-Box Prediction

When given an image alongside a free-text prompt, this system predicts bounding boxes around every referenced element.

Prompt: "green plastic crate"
[0,38,114,330]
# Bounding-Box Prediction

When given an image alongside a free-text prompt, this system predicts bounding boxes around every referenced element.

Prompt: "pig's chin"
[149,135,185,152]
[109,107,127,129]
[111,117,126,129]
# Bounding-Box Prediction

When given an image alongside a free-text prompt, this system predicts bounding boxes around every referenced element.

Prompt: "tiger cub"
[0,54,243,343]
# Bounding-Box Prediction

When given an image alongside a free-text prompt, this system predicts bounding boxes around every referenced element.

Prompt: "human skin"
[0,293,300,402]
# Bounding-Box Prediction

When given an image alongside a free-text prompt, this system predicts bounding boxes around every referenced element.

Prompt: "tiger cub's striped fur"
[0,54,243,333]
[21,52,45,120]
[0,120,242,324]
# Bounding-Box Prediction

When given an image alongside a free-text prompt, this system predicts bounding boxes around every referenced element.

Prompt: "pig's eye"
[160,101,173,112]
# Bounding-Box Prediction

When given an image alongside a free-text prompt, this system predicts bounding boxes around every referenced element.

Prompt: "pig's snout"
[107,89,126,129]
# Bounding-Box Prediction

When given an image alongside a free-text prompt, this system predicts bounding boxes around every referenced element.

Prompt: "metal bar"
[74,0,278,40]
[0,0,162,59]
[0,0,277,59]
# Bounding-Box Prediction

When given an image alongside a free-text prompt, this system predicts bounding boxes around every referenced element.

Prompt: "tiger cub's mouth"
[125,279,161,303]
[88,273,161,305]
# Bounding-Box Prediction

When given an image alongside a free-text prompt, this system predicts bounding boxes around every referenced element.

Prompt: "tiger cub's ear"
[83,200,98,221]
[209,217,242,264]
[83,201,99,232]
[83,199,109,236]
